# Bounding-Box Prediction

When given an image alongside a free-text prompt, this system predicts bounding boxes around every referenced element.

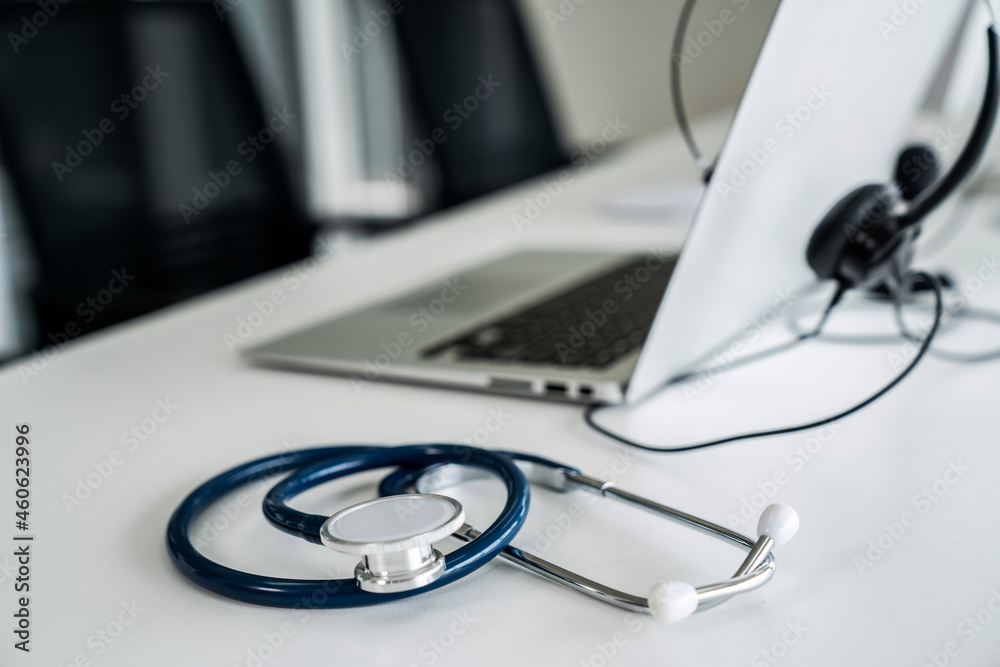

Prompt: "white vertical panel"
[0,165,26,359]
[293,0,419,219]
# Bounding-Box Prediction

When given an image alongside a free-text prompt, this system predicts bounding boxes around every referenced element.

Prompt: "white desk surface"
[3,120,1000,667]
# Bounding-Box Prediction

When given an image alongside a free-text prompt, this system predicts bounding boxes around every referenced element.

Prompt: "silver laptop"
[247,0,970,404]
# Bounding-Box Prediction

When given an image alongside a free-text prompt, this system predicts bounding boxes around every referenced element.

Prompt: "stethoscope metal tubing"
[394,459,778,616]
[453,523,649,613]
[451,523,774,614]
[564,471,774,612]
[566,471,755,549]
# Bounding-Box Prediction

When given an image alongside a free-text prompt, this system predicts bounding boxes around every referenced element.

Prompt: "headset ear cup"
[895,144,939,201]
[807,184,897,284]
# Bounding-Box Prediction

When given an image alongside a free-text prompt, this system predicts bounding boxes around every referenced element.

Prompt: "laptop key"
[422,255,676,369]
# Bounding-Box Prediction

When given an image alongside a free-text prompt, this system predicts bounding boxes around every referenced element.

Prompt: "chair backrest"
[392,0,568,208]
[0,1,313,345]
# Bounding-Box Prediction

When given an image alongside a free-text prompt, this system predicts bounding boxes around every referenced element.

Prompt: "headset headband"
[901,21,999,228]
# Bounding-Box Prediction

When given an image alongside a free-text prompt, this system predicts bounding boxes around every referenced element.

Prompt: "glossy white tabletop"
[3,117,1000,666]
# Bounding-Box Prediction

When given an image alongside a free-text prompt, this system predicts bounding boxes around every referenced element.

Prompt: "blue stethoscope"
[167,444,798,623]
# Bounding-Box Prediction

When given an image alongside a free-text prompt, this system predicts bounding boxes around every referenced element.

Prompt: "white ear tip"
[757,504,800,546]
[648,581,699,623]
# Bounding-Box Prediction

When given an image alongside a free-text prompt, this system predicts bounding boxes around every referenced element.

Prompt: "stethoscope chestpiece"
[320,494,466,594]
[381,455,801,622]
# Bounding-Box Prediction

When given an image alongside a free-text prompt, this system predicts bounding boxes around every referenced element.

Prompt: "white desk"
[3,121,1000,667]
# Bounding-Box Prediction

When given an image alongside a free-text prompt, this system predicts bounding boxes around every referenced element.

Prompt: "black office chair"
[391,0,569,209]
[0,1,315,348]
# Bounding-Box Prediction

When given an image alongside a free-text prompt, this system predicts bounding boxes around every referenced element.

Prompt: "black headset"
[807,13,999,290]
[586,4,1000,455]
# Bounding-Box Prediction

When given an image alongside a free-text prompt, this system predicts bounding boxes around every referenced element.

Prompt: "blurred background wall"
[0,0,780,362]
[518,0,779,148]
[253,0,780,222]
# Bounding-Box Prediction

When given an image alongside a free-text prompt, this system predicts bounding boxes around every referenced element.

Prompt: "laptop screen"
[629,0,975,400]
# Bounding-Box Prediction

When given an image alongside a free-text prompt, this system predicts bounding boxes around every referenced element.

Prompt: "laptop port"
[578,385,594,397]
[490,377,533,393]
[544,382,568,396]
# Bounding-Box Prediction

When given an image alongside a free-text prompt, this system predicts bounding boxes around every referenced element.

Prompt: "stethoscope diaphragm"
[168,444,797,622]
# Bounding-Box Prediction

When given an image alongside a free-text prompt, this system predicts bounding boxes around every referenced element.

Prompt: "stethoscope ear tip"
[757,504,800,547]
[648,581,699,623]
[645,504,799,624]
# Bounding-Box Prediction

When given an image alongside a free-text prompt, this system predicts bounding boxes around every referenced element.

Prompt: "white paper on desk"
[601,182,705,222]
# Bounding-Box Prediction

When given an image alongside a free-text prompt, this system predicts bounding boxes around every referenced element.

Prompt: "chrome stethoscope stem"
[566,470,778,614]
[417,463,796,621]
[451,523,775,615]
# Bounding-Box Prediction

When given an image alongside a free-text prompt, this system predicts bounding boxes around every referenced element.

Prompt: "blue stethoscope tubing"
[166,444,530,608]
[377,450,579,497]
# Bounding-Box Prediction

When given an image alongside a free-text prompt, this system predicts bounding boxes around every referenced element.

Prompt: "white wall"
[518,0,781,151]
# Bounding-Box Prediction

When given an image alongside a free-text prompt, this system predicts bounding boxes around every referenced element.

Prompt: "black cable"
[670,0,714,180]
[785,290,1000,362]
[891,291,1000,363]
[924,344,1000,363]
[669,281,846,384]
[584,272,943,453]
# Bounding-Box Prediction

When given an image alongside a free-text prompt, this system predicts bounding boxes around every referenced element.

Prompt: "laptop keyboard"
[422,255,676,368]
